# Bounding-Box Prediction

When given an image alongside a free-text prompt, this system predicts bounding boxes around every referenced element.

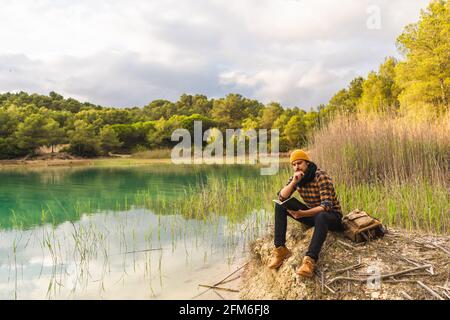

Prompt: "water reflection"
[0,164,272,299]
[0,208,268,299]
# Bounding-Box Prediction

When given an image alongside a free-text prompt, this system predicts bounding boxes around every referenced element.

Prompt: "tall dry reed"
[308,113,449,234]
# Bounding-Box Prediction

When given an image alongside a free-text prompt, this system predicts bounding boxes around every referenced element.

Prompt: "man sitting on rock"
[268,149,344,277]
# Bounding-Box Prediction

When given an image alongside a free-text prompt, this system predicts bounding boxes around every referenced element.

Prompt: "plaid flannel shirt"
[277,169,342,215]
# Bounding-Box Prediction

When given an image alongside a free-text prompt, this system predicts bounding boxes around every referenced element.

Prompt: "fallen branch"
[322,270,325,293]
[412,240,436,250]
[213,290,226,300]
[436,285,449,291]
[400,257,434,275]
[219,275,241,285]
[191,262,248,299]
[337,240,358,250]
[400,290,413,300]
[383,279,419,283]
[333,262,364,274]
[324,284,336,294]
[121,248,164,255]
[110,247,164,256]
[355,272,429,277]
[347,270,351,292]
[402,257,434,275]
[198,284,239,293]
[433,243,450,257]
[327,264,432,286]
[313,269,326,293]
[417,281,445,300]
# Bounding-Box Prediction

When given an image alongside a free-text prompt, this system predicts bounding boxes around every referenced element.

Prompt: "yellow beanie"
[289,149,310,164]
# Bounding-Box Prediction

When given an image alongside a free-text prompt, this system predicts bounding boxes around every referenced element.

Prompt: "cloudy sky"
[0,0,429,109]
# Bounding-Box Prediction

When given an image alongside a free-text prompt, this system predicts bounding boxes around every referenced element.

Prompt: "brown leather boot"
[296,256,315,277]
[268,246,292,269]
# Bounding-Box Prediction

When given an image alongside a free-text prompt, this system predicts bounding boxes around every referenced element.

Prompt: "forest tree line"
[0,0,448,159]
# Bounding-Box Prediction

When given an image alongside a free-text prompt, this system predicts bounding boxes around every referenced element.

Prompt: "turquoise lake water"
[0,164,274,299]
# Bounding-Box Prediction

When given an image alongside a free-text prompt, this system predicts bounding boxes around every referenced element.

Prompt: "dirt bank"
[0,154,172,168]
[240,223,450,300]
[0,152,94,167]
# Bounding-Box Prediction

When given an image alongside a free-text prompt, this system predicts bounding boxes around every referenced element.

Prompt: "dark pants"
[274,202,344,261]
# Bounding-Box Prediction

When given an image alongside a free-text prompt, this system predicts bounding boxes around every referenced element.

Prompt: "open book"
[273,197,309,211]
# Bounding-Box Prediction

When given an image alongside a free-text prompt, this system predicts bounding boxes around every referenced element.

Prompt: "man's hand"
[293,170,304,182]
[279,170,304,200]
[287,209,304,219]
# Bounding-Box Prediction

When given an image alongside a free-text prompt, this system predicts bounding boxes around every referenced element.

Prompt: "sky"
[0,0,430,109]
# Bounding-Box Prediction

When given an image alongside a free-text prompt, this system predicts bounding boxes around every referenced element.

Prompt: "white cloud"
[0,0,430,108]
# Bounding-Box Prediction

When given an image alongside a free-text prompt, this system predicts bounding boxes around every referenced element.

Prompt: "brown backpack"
[342,209,386,243]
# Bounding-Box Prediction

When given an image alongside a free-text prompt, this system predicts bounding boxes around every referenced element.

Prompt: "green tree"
[15,114,62,155]
[175,94,213,117]
[242,117,259,130]
[211,94,262,129]
[67,120,101,157]
[284,115,307,149]
[272,113,291,152]
[303,111,320,134]
[143,99,177,120]
[272,113,290,134]
[109,121,157,151]
[0,106,20,138]
[259,102,283,129]
[102,109,133,125]
[147,117,181,148]
[0,106,23,158]
[211,94,245,128]
[359,57,400,113]
[348,77,364,102]
[99,126,123,155]
[109,124,142,150]
[45,119,66,153]
[395,0,449,114]
[326,77,364,116]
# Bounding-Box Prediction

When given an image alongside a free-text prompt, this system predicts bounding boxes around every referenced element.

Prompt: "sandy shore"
[0,156,290,168]
[0,157,175,168]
